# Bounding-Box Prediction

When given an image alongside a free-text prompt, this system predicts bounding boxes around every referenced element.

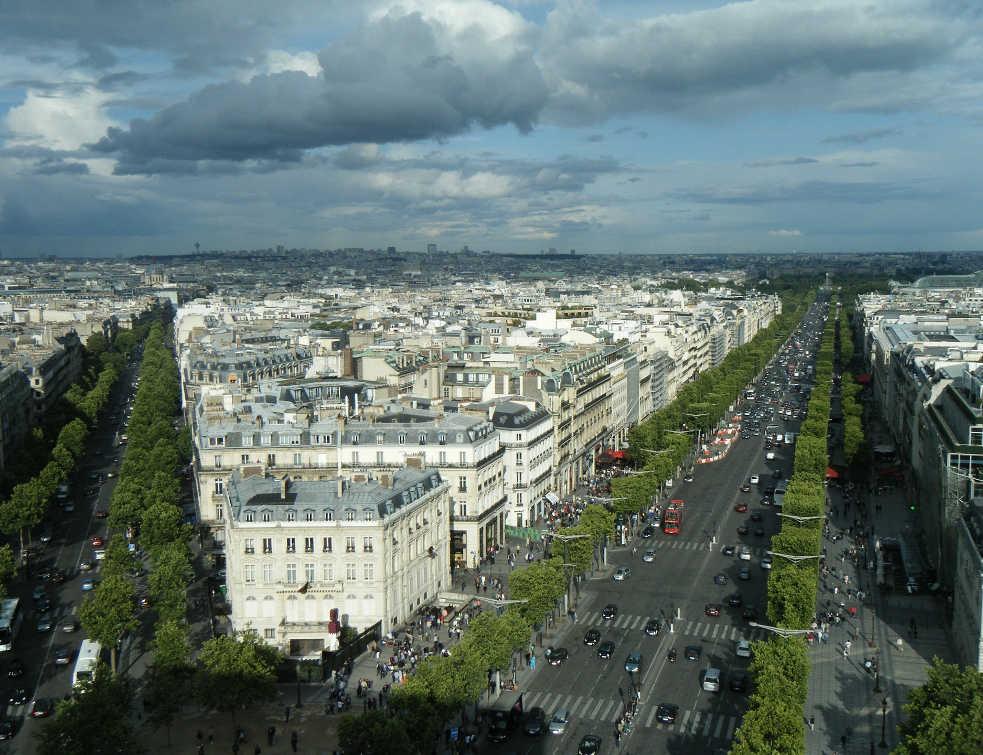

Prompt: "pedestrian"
[291,731,299,753]
[808,716,815,731]
[197,746,205,755]
[267,726,276,746]
[896,637,903,653]
[254,746,261,755]
[284,705,291,722]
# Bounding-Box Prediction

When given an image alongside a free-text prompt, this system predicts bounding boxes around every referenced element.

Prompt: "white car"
[749,474,759,484]
[642,550,656,563]
[549,709,569,735]
[736,639,752,658]
[739,546,752,561]
[760,556,773,570]
[613,566,631,582]
[766,452,776,460]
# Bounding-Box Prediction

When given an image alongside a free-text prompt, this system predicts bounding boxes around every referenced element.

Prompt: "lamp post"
[879,697,888,748]
[873,652,882,693]
[767,550,821,564]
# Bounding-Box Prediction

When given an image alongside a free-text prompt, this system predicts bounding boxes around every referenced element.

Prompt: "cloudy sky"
[1,0,982,257]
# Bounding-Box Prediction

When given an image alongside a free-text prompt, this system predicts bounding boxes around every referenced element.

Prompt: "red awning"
[825,467,840,479]
[855,373,872,385]
[610,450,628,460]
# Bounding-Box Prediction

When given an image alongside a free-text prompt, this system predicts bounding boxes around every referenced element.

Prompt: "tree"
[896,658,983,754]
[140,499,186,556]
[148,542,193,624]
[35,664,145,755]
[143,663,193,747]
[338,710,413,754]
[78,574,138,674]
[152,618,191,671]
[508,560,565,628]
[0,545,15,597]
[195,632,280,718]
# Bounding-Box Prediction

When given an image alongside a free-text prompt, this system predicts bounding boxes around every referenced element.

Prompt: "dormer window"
[397,433,406,445]
[363,509,375,521]
[244,511,254,522]
[376,433,385,445]
[437,433,446,445]
[351,433,359,445]
[418,433,427,445]
[325,510,334,521]
[345,509,356,522]
[262,510,272,522]
[305,509,315,522]
[286,510,296,522]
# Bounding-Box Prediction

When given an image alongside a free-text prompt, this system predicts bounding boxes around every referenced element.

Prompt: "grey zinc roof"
[226,467,443,522]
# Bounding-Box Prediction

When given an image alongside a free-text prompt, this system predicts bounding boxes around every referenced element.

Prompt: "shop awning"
[825,467,840,479]
[544,492,560,506]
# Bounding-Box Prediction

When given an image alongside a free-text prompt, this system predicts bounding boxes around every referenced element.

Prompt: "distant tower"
[194,241,200,255]
[427,243,437,256]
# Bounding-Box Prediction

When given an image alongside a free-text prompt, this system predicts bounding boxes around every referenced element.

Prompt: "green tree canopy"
[896,658,983,755]
[194,632,280,717]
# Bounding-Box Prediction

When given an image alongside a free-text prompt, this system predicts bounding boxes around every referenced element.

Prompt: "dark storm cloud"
[91,11,548,173]
[34,159,89,175]
[745,156,819,168]
[822,127,901,144]
[0,189,171,237]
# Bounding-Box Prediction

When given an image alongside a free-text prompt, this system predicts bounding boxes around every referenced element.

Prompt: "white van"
[703,667,721,692]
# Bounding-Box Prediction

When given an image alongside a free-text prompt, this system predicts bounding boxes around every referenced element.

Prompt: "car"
[38,528,52,544]
[90,536,105,548]
[766,451,776,460]
[487,710,511,744]
[740,483,751,493]
[729,671,749,693]
[754,527,766,537]
[524,707,546,736]
[578,734,602,755]
[54,647,73,666]
[642,549,656,563]
[36,614,53,633]
[601,604,617,620]
[6,659,24,678]
[545,647,568,666]
[60,618,78,633]
[760,496,772,506]
[549,708,569,735]
[655,703,679,724]
[644,619,661,636]
[737,639,753,658]
[773,468,783,479]
[31,585,47,601]
[625,652,642,673]
[595,640,615,659]
[760,556,773,570]
[81,578,98,591]
[85,486,100,497]
[35,595,51,613]
[749,474,760,484]
[739,546,752,561]
[750,512,763,523]
[584,629,601,646]
[61,501,75,512]
[40,567,66,584]
[683,473,693,482]
[702,667,722,692]
[737,525,750,536]
[713,573,729,585]
[613,566,631,582]
[94,509,109,519]
[641,525,655,539]
[30,698,54,718]
[727,593,743,607]
[742,606,757,623]
[704,603,721,617]
[0,720,15,741]
[137,595,151,609]
[721,544,736,557]
[734,502,748,513]
[106,471,116,479]
[684,645,702,662]
[8,688,27,706]
[79,560,94,572]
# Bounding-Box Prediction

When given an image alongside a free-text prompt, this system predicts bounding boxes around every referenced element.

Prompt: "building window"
[437,433,446,445]
[286,510,296,522]
[305,563,315,584]
[515,452,523,465]
[322,537,333,552]
[293,452,302,466]
[262,564,273,584]
[244,511,254,522]
[971,427,983,445]
[241,454,251,464]
[418,433,427,445]
[215,505,224,521]
[214,455,223,468]
[345,537,356,553]
[286,537,296,553]
[286,564,297,584]
[325,510,334,521]
[351,433,359,445]
[398,433,406,445]
[439,451,447,464]
[304,537,314,553]
[363,537,373,553]
[363,510,374,521]
[352,450,359,464]
[243,564,256,584]
[262,538,273,554]
[363,563,374,581]
[459,451,467,465]
[214,479,224,494]
[244,538,255,554]
[345,510,355,522]
[323,563,334,581]
[458,502,468,517]
[516,433,522,441]
[458,476,467,493]
[346,563,357,581]
[376,451,384,464]
[305,510,314,522]
[264,628,276,640]
[376,433,385,445]
[267,454,276,466]
[515,471,523,485]
[263,511,272,522]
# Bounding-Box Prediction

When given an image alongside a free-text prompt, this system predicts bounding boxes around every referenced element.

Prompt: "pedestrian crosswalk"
[651,539,771,555]
[518,689,741,738]
[579,611,768,643]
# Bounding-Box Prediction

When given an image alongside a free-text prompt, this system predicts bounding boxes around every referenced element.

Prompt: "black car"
[8,688,28,706]
[584,629,601,646]
[684,645,702,662]
[578,734,602,755]
[54,647,73,666]
[601,604,617,620]
[754,528,766,537]
[0,720,14,741]
[729,671,749,693]
[644,619,661,637]
[641,525,655,539]
[30,698,55,718]
[524,707,546,736]
[742,606,757,623]
[487,711,510,744]
[737,525,750,536]
[545,647,568,666]
[655,703,679,724]
[721,545,736,557]
[596,641,615,659]
[35,596,51,613]
[7,660,24,678]
[713,573,729,585]
[750,512,763,523]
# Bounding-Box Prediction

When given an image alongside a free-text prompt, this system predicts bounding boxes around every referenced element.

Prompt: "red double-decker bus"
[663,499,685,535]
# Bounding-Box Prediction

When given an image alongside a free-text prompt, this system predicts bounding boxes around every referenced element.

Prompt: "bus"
[72,639,102,689]
[0,598,23,652]
[663,500,685,535]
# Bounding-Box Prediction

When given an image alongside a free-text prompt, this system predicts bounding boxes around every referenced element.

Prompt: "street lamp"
[879,697,888,748]
[767,550,821,563]
[776,512,826,524]
[748,621,814,638]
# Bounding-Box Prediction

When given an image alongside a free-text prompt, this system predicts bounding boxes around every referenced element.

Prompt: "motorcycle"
[667,649,677,663]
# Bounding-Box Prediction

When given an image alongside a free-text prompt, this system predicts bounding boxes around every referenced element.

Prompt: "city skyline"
[2,1,983,256]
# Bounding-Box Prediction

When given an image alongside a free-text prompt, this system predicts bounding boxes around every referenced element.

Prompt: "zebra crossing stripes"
[580,611,766,642]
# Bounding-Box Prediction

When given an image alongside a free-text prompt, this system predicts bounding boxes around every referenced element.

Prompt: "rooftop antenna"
[194,241,200,255]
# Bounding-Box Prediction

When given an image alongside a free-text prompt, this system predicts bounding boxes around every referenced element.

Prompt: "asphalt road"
[1,359,140,753]
[482,307,826,755]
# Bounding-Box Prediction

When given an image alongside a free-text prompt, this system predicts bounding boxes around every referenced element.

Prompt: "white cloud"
[769,228,802,237]
[5,87,114,150]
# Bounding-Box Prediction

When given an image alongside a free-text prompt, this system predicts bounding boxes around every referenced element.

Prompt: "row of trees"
[337,504,615,753]
[731,295,835,753]
[611,291,815,515]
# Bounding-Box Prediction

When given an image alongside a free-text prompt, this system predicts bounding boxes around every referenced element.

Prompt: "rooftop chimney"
[279,475,290,500]
[405,454,424,470]
[379,473,393,489]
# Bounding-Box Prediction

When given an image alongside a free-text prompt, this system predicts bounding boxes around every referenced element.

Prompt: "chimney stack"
[280,475,290,500]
